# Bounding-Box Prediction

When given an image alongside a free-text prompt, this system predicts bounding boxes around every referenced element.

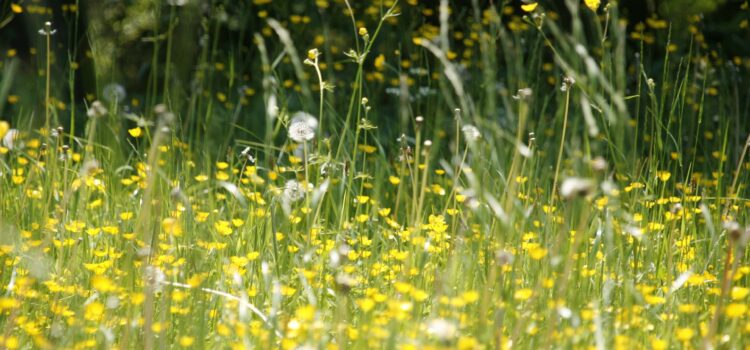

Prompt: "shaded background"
[0,0,748,144]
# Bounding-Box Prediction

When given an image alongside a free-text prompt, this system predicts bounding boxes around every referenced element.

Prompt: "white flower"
[288,111,318,143]
[461,125,481,142]
[2,129,22,150]
[86,101,108,119]
[560,76,576,92]
[38,22,57,36]
[282,180,306,203]
[512,87,533,100]
[144,266,166,292]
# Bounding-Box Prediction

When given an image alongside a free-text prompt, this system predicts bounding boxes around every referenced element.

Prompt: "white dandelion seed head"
[86,100,108,119]
[561,75,576,92]
[144,265,166,292]
[38,22,57,36]
[102,83,127,104]
[288,112,318,143]
[461,125,481,142]
[625,225,643,240]
[282,179,306,203]
[291,111,318,129]
[288,122,314,143]
[590,156,607,171]
[513,87,533,100]
[335,272,357,292]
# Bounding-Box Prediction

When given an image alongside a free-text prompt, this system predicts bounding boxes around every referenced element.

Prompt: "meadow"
[1,0,750,349]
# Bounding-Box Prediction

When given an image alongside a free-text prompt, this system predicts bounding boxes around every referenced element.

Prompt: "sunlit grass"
[1,0,749,349]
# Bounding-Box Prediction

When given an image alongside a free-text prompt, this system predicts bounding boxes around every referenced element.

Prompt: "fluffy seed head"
[461,125,481,142]
[288,112,318,143]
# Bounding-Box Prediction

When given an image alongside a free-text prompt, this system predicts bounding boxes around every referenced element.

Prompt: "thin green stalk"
[551,88,572,204]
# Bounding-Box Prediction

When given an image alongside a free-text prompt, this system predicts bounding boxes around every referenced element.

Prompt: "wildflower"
[102,83,126,103]
[560,75,576,92]
[84,301,105,321]
[514,288,533,301]
[675,327,694,342]
[651,338,668,350]
[79,159,100,177]
[307,48,320,61]
[214,220,233,236]
[590,156,607,171]
[144,266,166,292]
[128,127,143,138]
[374,54,385,70]
[87,100,108,119]
[154,104,175,127]
[725,303,748,319]
[520,1,538,12]
[335,273,357,292]
[38,21,57,36]
[239,146,255,163]
[678,304,699,314]
[357,298,376,312]
[457,336,479,349]
[282,179,306,203]
[389,176,401,185]
[178,336,195,346]
[288,112,317,142]
[559,177,595,200]
[528,245,547,260]
[732,287,750,300]
[513,88,533,100]
[161,217,183,237]
[0,121,9,139]
[584,0,600,11]
[461,125,481,142]
[656,171,671,182]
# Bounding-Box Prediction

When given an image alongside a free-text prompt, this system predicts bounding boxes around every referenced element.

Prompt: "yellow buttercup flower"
[521,1,538,12]
[128,126,143,138]
[584,0,600,11]
[0,121,9,139]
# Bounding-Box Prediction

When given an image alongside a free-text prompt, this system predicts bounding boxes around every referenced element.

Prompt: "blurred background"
[0,0,748,146]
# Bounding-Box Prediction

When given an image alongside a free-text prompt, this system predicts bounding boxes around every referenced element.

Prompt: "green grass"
[1,0,750,349]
